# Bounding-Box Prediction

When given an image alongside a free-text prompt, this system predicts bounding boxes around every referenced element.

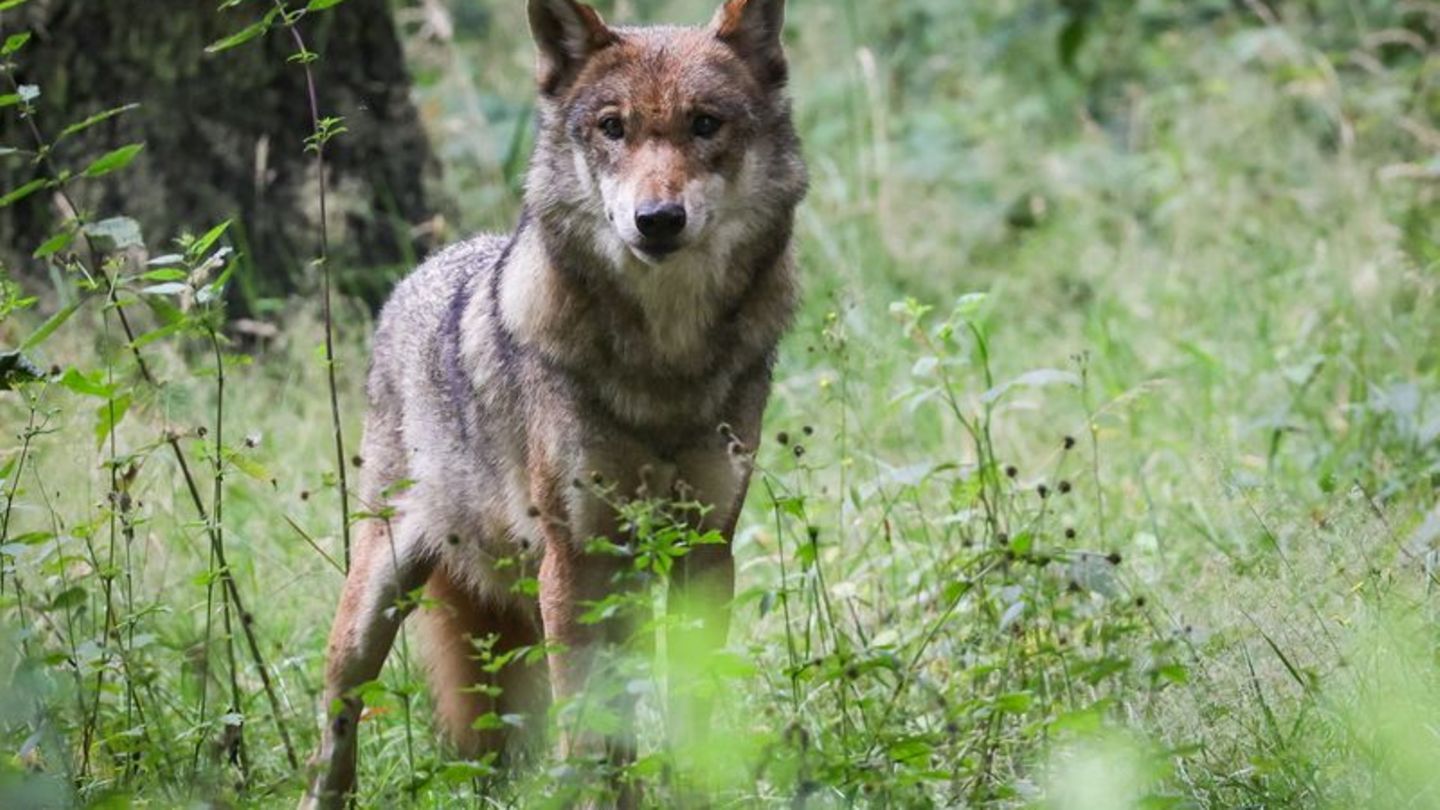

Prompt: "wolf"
[299,0,806,806]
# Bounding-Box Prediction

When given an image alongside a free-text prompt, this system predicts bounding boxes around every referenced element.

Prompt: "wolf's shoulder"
[379,233,508,324]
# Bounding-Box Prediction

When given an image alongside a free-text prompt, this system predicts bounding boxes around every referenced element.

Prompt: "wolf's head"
[523,0,806,273]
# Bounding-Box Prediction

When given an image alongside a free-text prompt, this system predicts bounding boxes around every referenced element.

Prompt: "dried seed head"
[807,525,820,542]
[802,425,815,437]
[792,444,806,459]
[196,426,208,438]
[1106,551,1123,566]
[1064,527,1076,539]
[776,431,790,446]
[1063,435,1077,450]
[590,471,604,486]
[1037,483,1050,499]
[351,455,364,468]
[526,505,541,518]
[300,490,311,501]
[1134,596,1147,608]
[1005,465,1018,479]
[447,534,461,546]
[1058,480,1072,494]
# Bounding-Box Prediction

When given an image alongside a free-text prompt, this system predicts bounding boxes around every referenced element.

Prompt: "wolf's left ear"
[529,0,618,96]
[711,0,788,88]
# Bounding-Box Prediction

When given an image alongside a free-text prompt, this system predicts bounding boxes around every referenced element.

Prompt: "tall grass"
[2,0,1438,807]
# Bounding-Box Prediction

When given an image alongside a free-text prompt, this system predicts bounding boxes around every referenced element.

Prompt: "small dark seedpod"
[1134,596,1147,608]
[590,470,605,486]
[806,525,820,542]
[1037,483,1050,499]
[1057,634,1069,646]
[48,364,61,377]
[196,425,208,438]
[776,431,790,446]
[241,612,253,626]
[1106,551,1123,566]
[571,478,584,489]
[447,534,461,546]
[518,538,532,552]
[1067,579,1082,593]
[1058,480,1072,494]
[526,505,542,518]
[244,435,260,449]
[300,490,311,501]
[1004,465,1018,479]
[1063,435,1077,450]
[997,532,1009,544]
[1004,548,1016,562]
[792,444,806,458]
[351,455,364,468]
[1064,527,1076,539]
[802,425,815,436]
[844,664,859,680]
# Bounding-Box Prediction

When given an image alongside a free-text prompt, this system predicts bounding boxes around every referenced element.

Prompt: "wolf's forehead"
[582,29,752,106]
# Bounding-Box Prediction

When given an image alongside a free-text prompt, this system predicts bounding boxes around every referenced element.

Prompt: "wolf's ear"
[528,0,617,96]
[711,0,788,87]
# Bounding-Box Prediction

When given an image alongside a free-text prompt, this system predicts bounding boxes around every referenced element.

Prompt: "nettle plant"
[712,294,1194,805]
[0,1,353,802]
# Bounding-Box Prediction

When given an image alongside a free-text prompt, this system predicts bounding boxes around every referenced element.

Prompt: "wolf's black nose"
[635,202,687,241]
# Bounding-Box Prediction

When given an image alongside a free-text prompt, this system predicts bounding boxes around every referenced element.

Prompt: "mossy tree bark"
[0,0,441,310]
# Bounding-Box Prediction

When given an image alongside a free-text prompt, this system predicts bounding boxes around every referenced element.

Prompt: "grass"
[2,0,1439,807]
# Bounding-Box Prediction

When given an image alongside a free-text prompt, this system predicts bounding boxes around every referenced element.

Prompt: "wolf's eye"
[692,114,723,139]
[598,115,625,141]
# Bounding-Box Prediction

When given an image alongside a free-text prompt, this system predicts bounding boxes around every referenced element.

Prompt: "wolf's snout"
[634,201,687,242]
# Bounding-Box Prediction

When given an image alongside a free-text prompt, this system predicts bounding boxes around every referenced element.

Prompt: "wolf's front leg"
[300,519,434,810]
[538,535,643,807]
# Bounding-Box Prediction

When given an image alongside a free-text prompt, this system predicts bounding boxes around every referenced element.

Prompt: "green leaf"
[308,0,350,8]
[994,691,1034,713]
[130,320,186,350]
[0,0,32,10]
[137,268,188,282]
[82,144,144,178]
[205,17,272,54]
[57,103,141,143]
[49,586,87,612]
[58,367,115,399]
[20,301,81,351]
[95,394,132,449]
[188,220,232,260]
[32,229,75,259]
[0,177,49,208]
[2,32,31,55]
[0,350,45,391]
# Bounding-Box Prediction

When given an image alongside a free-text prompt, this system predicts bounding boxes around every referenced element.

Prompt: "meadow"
[2,0,1438,807]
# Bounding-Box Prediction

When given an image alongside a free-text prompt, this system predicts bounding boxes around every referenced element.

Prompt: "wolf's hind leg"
[300,518,434,810]
[419,568,548,763]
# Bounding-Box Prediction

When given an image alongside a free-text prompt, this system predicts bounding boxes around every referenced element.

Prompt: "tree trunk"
[0,0,441,310]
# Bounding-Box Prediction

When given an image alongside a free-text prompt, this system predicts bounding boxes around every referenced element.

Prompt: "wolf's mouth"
[633,237,684,262]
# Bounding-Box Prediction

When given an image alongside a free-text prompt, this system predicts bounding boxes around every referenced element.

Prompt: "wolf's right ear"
[711,0,788,88]
[528,0,617,97]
